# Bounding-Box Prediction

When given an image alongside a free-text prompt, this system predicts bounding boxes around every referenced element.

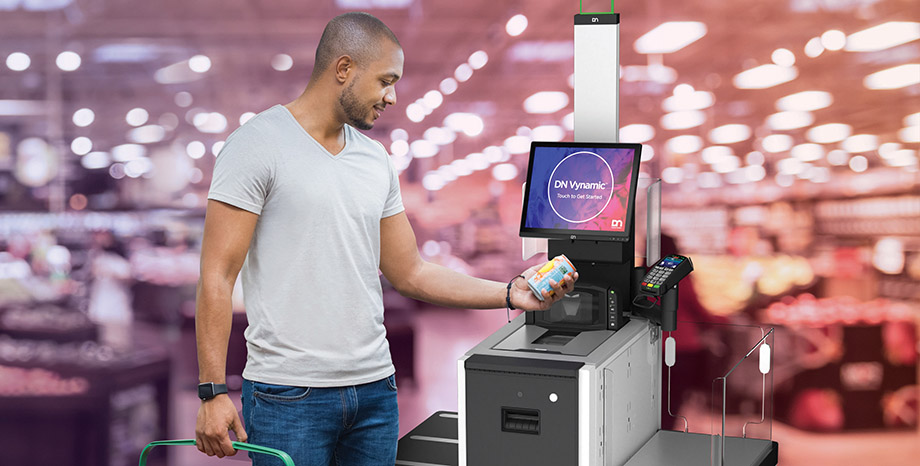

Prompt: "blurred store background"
[0,0,918,464]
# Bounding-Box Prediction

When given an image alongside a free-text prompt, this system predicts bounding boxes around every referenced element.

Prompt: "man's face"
[339,41,403,130]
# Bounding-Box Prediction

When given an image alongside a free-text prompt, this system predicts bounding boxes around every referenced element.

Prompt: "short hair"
[312,12,401,77]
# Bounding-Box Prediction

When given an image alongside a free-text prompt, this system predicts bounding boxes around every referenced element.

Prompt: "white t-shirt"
[208,104,404,387]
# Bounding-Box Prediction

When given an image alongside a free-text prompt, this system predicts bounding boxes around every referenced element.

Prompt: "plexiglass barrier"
[634,177,661,267]
[660,321,775,465]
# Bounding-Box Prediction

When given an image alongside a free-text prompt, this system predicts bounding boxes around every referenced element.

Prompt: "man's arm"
[195,199,257,457]
[379,212,575,311]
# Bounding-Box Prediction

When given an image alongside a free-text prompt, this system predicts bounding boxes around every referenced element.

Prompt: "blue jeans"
[241,374,399,466]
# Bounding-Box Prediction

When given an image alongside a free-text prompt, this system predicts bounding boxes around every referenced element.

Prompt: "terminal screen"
[520,142,641,240]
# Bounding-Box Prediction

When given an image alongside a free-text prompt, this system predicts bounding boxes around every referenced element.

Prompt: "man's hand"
[195,395,248,458]
[510,264,579,311]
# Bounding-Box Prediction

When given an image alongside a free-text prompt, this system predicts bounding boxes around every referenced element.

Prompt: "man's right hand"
[195,394,248,458]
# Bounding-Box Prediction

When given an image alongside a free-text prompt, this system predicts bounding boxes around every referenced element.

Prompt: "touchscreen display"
[521,143,640,237]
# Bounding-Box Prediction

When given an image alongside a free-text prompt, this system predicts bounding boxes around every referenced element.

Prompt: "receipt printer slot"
[502,408,540,434]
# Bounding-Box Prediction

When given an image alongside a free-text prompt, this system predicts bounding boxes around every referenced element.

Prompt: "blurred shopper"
[194,12,576,466]
[86,231,133,349]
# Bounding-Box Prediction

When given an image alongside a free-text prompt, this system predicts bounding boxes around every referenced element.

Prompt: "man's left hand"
[509,265,579,311]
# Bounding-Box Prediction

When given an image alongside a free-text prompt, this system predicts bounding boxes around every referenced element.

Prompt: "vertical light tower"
[574,3,620,143]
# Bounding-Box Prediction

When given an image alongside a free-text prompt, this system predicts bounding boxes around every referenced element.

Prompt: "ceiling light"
[72,108,95,127]
[492,163,519,181]
[465,153,489,171]
[709,124,752,144]
[483,146,507,163]
[827,149,849,166]
[842,134,878,153]
[239,112,256,126]
[189,54,211,73]
[661,110,705,130]
[423,127,456,145]
[791,143,825,161]
[885,149,918,167]
[128,125,166,144]
[904,112,919,128]
[422,172,445,191]
[777,157,804,175]
[864,64,920,89]
[109,164,126,179]
[410,140,438,158]
[562,112,574,131]
[733,64,798,89]
[159,112,179,130]
[390,140,409,157]
[771,48,796,67]
[508,41,574,63]
[641,145,655,161]
[761,134,793,153]
[439,78,458,95]
[619,124,655,143]
[767,111,814,130]
[808,166,831,183]
[468,50,488,70]
[746,165,767,182]
[6,52,30,71]
[662,90,714,112]
[56,51,81,71]
[821,30,846,51]
[504,135,532,154]
[111,143,146,162]
[849,155,868,172]
[506,14,528,37]
[124,158,153,178]
[532,125,565,142]
[211,141,225,157]
[175,92,193,107]
[523,91,569,114]
[126,107,149,127]
[712,155,741,174]
[746,151,766,166]
[423,90,444,110]
[443,113,484,137]
[806,123,852,144]
[193,112,228,133]
[804,37,824,58]
[775,173,794,187]
[271,54,293,71]
[406,103,425,123]
[450,159,474,176]
[391,128,408,141]
[634,22,707,54]
[845,21,920,52]
[899,126,920,143]
[661,167,683,184]
[81,151,110,170]
[879,143,901,159]
[186,141,206,159]
[71,137,92,156]
[775,90,833,112]
[702,146,733,164]
[666,135,703,154]
[454,63,473,82]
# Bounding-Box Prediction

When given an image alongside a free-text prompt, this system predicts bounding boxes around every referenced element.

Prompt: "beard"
[339,79,374,130]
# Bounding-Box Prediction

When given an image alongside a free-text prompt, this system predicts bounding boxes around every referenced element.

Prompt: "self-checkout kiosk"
[395,6,778,466]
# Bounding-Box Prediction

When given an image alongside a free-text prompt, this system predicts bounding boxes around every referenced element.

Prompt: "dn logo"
[592,17,599,22]
[611,219,623,229]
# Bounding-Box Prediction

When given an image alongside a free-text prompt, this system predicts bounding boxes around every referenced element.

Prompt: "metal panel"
[574,18,620,143]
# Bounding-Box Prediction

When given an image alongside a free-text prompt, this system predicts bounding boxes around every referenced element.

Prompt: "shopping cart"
[139,439,295,466]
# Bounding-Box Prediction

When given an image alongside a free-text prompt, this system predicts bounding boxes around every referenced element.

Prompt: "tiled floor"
[170,306,920,465]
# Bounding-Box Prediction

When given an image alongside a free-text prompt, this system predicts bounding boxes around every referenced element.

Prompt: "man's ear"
[334,55,354,84]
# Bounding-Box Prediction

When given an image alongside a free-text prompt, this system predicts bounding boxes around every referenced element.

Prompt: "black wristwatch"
[198,382,228,401]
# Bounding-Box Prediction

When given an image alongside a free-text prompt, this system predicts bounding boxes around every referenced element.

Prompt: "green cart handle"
[138,439,295,466]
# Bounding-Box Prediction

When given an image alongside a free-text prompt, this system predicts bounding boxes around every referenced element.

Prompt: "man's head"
[313,12,403,130]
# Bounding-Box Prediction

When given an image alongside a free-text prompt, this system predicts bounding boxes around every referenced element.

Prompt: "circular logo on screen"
[547,151,615,223]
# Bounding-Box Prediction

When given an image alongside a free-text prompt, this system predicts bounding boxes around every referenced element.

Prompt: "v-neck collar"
[277,104,349,160]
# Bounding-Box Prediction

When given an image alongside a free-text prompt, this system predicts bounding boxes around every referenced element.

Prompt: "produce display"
[0,364,90,396]
[762,293,915,326]
[691,255,815,315]
[0,336,116,368]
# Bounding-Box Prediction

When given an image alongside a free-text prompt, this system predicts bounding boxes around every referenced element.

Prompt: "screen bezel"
[519,141,643,241]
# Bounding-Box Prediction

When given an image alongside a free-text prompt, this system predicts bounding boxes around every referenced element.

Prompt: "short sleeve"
[381,150,404,219]
[207,128,274,215]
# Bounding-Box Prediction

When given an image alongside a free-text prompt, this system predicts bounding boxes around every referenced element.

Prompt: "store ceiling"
[0,0,917,211]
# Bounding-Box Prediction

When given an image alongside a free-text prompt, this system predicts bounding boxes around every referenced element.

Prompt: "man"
[195,12,576,466]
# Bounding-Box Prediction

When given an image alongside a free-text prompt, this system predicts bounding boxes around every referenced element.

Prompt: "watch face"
[198,383,213,400]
